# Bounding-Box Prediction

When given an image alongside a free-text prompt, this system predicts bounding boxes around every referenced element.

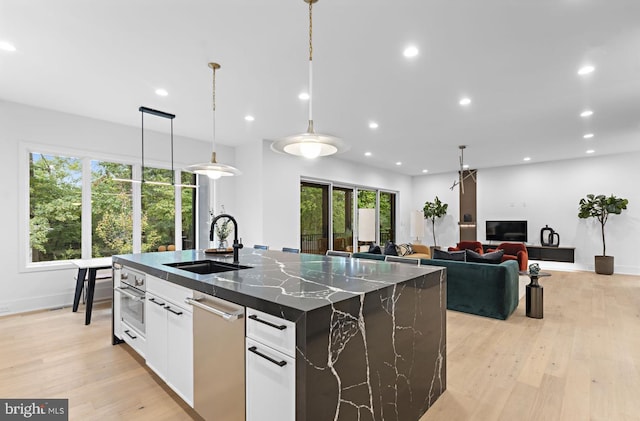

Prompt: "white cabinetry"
[146,276,193,407]
[245,308,296,421]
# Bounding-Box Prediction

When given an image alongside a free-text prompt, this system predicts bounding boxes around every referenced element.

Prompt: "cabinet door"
[145,292,168,379]
[166,304,193,407]
[246,338,295,421]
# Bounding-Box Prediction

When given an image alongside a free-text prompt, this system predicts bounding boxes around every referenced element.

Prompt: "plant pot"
[594,255,614,275]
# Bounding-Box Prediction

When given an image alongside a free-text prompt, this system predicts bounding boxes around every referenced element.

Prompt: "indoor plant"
[578,194,629,275]
[423,196,448,248]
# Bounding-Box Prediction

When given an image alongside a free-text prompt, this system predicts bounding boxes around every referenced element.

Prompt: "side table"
[520,271,551,319]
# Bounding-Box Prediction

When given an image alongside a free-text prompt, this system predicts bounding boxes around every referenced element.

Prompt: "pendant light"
[186,62,241,179]
[271,0,348,159]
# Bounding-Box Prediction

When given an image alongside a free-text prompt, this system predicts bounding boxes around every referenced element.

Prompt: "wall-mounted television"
[485,220,527,242]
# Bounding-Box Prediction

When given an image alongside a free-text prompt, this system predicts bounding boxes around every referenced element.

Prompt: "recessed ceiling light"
[459,97,471,106]
[369,122,379,129]
[155,89,168,97]
[364,152,372,157]
[403,46,419,58]
[298,92,310,100]
[523,157,531,161]
[0,41,16,52]
[422,169,428,173]
[586,149,595,154]
[244,115,255,122]
[578,65,595,76]
[395,161,402,166]
[580,110,593,117]
[583,133,594,139]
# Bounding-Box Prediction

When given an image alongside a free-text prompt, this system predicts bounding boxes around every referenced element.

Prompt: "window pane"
[142,167,175,252]
[300,182,329,255]
[332,187,353,252]
[91,161,133,257]
[380,192,396,244]
[357,190,377,247]
[181,172,196,250]
[29,153,82,262]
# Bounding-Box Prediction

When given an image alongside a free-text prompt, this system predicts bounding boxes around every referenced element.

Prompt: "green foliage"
[578,194,629,256]
[423,196,448,246]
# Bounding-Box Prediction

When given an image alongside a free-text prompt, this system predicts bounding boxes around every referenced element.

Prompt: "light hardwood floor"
[1,270,639,421]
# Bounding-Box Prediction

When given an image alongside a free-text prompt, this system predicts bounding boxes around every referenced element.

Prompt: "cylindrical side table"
[521,271,551,319]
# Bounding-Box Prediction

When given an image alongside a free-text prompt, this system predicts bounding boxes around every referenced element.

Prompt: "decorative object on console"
[529,263,540,275]
[448,241,483,254]
[410,210,425,243]
[271,0,348,159]
[186,62,241,179]
[432,249,466,262]
[423,196,448,247]
[465,249,503,264]
[540,225,560,247]
[487,242,529,271]
[578,194,629,275]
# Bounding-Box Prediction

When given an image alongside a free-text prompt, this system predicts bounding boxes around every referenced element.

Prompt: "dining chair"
[282,247,300,253]
[326,250,352,258]
[253,244,269,250]
[385,255,420,265]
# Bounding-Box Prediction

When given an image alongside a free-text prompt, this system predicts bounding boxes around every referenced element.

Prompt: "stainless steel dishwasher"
[186,292,245,420]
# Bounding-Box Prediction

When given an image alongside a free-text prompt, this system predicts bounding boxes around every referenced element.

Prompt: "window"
[300,181,396,254]
[26,149,198,265]
[91,160,133,257]
[29,153,82,262]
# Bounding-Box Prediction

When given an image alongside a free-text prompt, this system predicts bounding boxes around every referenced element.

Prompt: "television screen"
[485,220,527,242]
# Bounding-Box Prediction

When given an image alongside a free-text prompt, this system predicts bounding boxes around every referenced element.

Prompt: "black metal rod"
[248,346,287,367]
[248,314,286,330]
[138,106,176,119]
[171,118,175,185]
[141,111,145,183]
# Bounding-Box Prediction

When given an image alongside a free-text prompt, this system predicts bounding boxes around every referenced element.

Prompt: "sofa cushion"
[368,244,382,254]
[465,249,504,264]
[384,241,398,256]
[433,249,466,261]
[396,243,413,256]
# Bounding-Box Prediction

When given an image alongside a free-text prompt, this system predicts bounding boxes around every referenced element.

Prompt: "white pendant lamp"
[186,62,241,179]
[271,0,348,159]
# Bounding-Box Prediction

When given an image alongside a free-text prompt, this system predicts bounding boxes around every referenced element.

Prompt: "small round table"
[520,271,551,319]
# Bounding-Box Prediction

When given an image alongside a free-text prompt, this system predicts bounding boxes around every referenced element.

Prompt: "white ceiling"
[1,0,639,175]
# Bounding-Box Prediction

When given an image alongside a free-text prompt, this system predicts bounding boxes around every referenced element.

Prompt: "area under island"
[112,248,446,421]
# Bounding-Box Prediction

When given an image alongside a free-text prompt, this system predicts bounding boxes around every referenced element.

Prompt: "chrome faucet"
[210,214,243,264]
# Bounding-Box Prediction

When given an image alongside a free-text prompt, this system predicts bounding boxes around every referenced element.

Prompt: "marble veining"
[113,249,446,421]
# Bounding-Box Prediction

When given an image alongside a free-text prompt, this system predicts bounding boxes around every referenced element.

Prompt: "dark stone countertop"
[113,249,442,321]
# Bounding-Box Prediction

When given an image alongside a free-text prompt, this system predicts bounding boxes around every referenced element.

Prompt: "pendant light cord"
[211,64,217,162]
[308,0,314,126]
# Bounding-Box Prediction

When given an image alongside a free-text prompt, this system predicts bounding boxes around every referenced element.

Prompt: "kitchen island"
[113,249,446,421]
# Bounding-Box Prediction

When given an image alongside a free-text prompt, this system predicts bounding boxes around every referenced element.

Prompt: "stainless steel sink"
[164,260,252,275]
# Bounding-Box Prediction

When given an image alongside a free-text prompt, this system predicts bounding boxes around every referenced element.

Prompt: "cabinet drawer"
[246,308,296,357]
[147,275,193,306]
[121,320,146,358]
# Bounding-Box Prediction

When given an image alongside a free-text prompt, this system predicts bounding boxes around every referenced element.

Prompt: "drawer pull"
[165,306,183,316]
[248,346,287,367]
[149,297,165,307]
[248,314,286,330]
[124,329,137,340]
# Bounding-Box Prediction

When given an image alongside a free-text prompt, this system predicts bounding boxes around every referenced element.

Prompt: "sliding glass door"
[300,182,329,254]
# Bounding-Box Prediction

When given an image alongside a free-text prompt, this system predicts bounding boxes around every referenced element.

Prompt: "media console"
[482,244,575,263]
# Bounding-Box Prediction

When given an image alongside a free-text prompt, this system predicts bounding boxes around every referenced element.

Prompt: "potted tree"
[423,196,448,251]
[578,194,629,275]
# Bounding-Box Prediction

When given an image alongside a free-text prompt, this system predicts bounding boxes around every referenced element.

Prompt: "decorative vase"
[217,239,228,251]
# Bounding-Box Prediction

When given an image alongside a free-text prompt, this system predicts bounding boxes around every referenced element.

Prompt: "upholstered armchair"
[448,241,483,254]
[487,242,528,271]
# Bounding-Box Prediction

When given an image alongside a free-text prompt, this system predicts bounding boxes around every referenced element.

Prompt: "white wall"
[0,100,233,314]
[413,152,640,274]
[411,172,459,248]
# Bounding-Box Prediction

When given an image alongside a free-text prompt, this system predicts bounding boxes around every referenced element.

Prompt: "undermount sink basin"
[165,260,252,275]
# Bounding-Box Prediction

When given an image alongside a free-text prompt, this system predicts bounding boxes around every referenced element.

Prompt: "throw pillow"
[465,249,504,264]
[433,249,466,261]
[396,243,414,257]
[384,241,398,256]
[369,244,382,254]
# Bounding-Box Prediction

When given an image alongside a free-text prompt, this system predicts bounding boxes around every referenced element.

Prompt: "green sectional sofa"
[420,258,520,320]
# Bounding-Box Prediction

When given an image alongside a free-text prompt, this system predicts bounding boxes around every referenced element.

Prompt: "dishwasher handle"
[185,297,244,322]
